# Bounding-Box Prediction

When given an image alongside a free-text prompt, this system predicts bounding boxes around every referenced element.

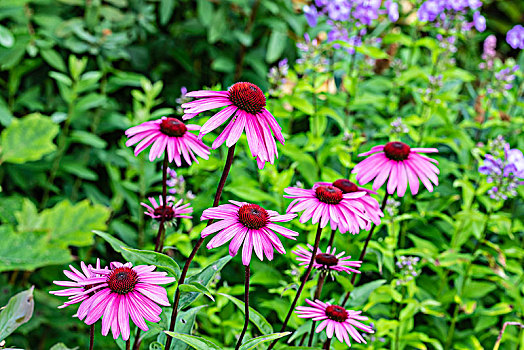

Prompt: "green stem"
[235,265,251,350]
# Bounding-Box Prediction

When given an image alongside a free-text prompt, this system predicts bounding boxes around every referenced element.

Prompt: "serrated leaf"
[238,332,291,350]
[38,200,110,247]
[122,247,180,279]
[0,287,34,341]
[179,282,214,301]
[218,293,273,334]
[164,332,221,350]
[0,114,59,164]
[178,255,232,310]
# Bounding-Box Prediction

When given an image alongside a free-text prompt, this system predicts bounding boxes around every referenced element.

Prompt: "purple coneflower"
[352,142,439,196]
[141,195,193,221]
[181,82,285,169]
[200,201,298,265]
[80,262,175,341]
[296,299,373,346]
[284,183,378,234]
[125,117,210,165]
[50,259,105,314]
[293,245,361,274]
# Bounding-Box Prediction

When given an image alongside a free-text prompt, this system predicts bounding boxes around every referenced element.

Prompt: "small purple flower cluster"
[479,136,524,201]
[390,117,409,136]
[268,59,289,96]
[296,34,329,70]
[175,87,190,115]
[486,64,520,94]
[479,35,497,70]
[506,25,524,50]
[417,0,485,32]
[385,197,401,217]
[396,256,420,285]
[303,0,399,54]
[166,167,195,200]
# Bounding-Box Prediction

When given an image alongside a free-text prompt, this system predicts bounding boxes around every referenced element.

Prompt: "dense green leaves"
[164,332,220,350]
[219,293,273,335]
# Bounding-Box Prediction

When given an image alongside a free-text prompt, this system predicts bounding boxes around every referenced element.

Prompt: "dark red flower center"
[228,82,266,115]
[315,185,343,204]
[325,305,349,322]
[160,118,187,137]
[384,141,411,161]
[333,179,359,193]
[107,267,138,295]
[153,205,175,221]
[238,204,268,230]
[315,253,339,267]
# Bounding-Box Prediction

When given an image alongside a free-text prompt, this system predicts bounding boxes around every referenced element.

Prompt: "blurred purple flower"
[386,1,399,22]
[473,12,486,32]
[304,5,319,27]
[506,25,524,49]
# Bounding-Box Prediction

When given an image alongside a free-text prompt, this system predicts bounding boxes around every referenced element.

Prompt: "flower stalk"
[235,265,251,350]
[164,145,236,350]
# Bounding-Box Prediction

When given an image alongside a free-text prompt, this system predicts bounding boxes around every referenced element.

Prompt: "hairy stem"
[267,224,324,350]
[342,192,389,305]
[235,265,251,350]
[165,145,236,350]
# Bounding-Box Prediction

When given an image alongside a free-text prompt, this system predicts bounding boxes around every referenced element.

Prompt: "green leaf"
[356,45,388,59]
[164,332,221,350]
[0,287,34,341]
[160,0,176,25]
[179,282,214,301]
[218,293,273,335]
[178,255,232,310]
[122,247,181,279]
[266,30,286,63]
[0,226,71,272]
[41,49,66,72]
[94,230,152,264]
[157,305,207,349]
[0,114,59,164]
[346,279,387,307]
[0,25,14,48]
[208,6,226,44]
[238,332,291,350]
[70,130,107,149]
[197,0,213,27]
[39,200,110,247]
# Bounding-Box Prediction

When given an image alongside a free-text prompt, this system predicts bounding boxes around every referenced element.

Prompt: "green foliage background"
[0,0,523,349]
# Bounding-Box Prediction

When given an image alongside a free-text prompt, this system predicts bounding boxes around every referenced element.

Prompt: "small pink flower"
[352,142,439,196]
[201,201,298,265]
[181,82,285,169]
[125,117,210,165]
[80,262,175,341]
[50,259,106,314]
[141,195,193,221]
[295,299,373,346]
[284,183,378,234]
[293,244,361,275]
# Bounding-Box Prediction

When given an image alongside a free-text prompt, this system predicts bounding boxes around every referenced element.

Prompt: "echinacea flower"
[296,299,373,346]
[125,117,210,165]
[141,195,193,221]
[293,244,362,274]
[284,183,377,234]
[200,201,298,265]
[50,259,106,314]
[181,82,285,169]
[319,179,383,225]
[352,142,439,197]
[80,262,175,341]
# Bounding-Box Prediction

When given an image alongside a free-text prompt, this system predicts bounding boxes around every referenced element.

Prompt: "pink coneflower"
[296,299,373,346]
[181,82,285,169]
[319,179,383,225]
[141,195,193,221]
[293,245,361,275]
[352,142,439,197]
[125,117,210,165]
[200,200,298,265]
[284,183,378,234]
[50,259,106,315]
[80,262,175,341]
